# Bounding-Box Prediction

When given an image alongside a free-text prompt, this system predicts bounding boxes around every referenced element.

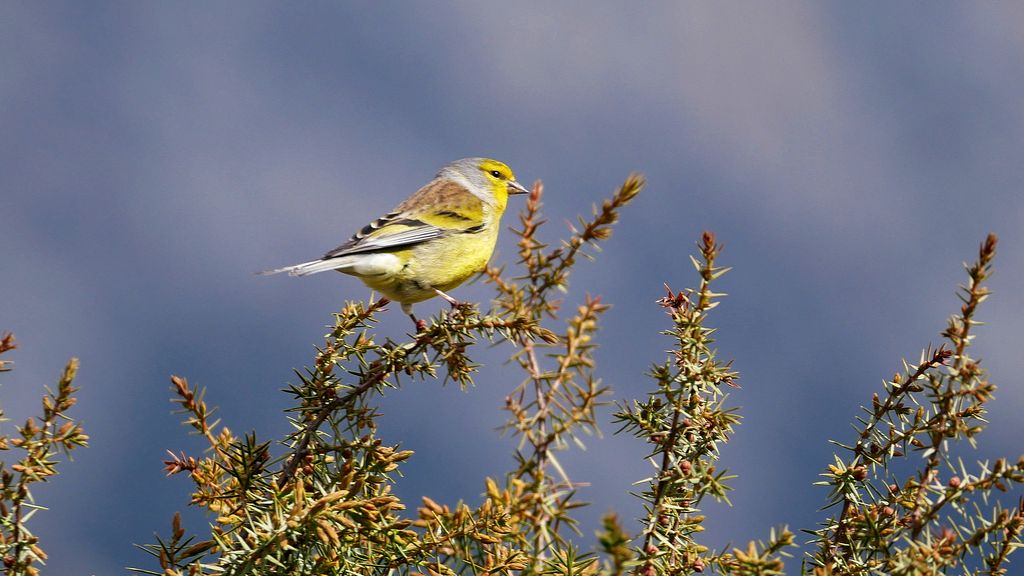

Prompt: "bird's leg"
[403,302,427,331]
[433,288,460,308]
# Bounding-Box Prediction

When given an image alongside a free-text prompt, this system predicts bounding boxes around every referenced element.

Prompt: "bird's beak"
[507,180,529,195]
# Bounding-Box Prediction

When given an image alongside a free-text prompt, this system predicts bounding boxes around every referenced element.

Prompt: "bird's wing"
[322,179,487,259]
[321,217,443,258]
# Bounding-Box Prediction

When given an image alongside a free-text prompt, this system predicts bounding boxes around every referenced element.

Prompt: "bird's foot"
[409,314,427,332]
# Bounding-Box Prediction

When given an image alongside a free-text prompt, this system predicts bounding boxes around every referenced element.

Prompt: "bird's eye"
[490,170,503,179]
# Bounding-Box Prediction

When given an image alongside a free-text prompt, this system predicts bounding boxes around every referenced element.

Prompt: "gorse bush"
[0,177,1020,576]
[0,335,87,576]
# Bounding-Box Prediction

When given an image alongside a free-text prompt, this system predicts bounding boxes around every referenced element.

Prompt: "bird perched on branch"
[261,157,529,325]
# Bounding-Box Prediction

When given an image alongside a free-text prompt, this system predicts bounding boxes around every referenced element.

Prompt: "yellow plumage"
[261,158,528,322]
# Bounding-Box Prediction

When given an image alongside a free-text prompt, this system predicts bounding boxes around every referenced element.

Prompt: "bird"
[260,157,529,325]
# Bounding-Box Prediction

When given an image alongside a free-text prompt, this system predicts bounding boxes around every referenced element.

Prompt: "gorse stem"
[810,233,1023,575]
[488,176,642,569]
[614,232,794,576]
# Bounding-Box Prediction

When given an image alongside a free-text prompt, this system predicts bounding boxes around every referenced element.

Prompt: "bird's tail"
[257,257,348,277]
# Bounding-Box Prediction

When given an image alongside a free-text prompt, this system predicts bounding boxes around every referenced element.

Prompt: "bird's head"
[443,157,529,213]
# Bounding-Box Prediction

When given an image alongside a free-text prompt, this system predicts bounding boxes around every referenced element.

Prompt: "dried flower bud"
[948,476,961,489]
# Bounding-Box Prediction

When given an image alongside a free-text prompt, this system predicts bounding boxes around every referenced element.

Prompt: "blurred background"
[2,3,1023,573]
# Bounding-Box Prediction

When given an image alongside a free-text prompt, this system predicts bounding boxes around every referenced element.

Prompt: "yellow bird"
[261,158,529,323]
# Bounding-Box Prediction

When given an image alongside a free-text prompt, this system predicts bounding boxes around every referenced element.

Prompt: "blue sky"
[3,3,1023,573]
